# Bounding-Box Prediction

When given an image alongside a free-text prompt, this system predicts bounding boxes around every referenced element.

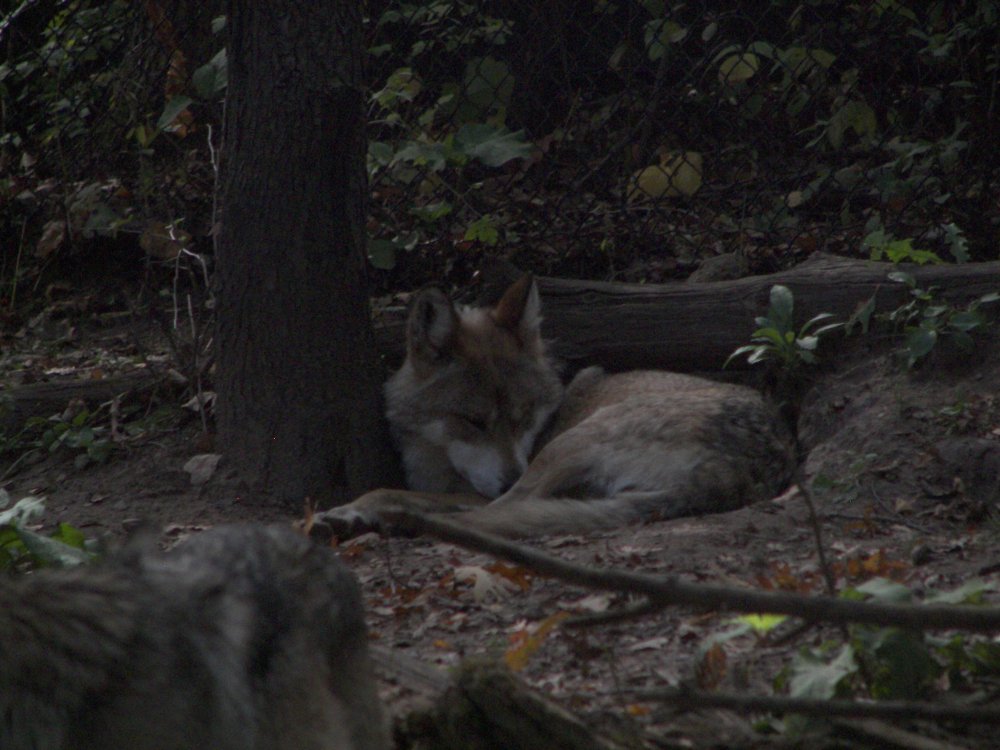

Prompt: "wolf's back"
[454,369,797,536]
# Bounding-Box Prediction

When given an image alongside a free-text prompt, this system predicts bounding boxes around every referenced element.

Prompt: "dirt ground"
[3,306,1000,749]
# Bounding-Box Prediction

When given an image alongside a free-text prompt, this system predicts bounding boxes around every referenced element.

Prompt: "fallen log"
[0,371,165,435]
[374,253,1000,372]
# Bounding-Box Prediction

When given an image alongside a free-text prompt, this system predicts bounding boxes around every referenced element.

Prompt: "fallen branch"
[834,718,970,750]
[385,511,1000,632]
[374,253,1000,372]
[635,685,1000,724]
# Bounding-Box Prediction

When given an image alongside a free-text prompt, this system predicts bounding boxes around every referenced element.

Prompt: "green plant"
[885,271,999,368]
[761,577,1000,736]
[0,1,130,152]
[0,490,94,571]
[726,285,842,370]
[863,229,943,265]
[26,406,113,469]
[156,16,227,135]
[365,68,532,269]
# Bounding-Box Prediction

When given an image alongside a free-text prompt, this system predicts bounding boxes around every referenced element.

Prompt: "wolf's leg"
[313,489,490,538]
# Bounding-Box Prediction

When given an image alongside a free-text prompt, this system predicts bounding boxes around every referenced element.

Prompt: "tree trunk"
[216,0,399,508]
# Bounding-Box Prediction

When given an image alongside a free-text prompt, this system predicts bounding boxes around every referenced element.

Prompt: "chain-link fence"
[3,1,998,294]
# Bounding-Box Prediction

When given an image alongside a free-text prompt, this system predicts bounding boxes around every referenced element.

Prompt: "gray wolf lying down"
[320,275,796,538]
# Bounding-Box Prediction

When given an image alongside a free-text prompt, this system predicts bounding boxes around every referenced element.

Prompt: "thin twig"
[633,685,1000,723]
[834,718,971,750]
[385,510,1000,632]
[798,479,837,597]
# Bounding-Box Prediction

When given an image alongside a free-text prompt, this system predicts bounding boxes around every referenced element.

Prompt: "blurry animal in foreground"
[0,523,388,750]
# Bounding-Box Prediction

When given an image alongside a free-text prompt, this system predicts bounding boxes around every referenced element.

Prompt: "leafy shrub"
[726,285,841,371]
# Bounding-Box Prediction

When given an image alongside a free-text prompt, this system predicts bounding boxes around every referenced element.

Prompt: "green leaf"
[751,327,785,347]
[735,613,788,634]
[156,95,193,131]
[51,522,87,549]
[926,579,996,605]
[800,312,836,331]
[368,141,394,168]
[86,441,113,463]
[73,426,95,445]
[789,644,857,699]
[192,48,228,99]
[367,238,398,270]
[942,222,969,263]
[884,239,941,265]
[410,201,453,223]
[644,19,687,61]
[453,124,532,168]
[949,311,985,332]
[718,52,759,84]
[393,141,449,171]
[905,326,938,366]
[797,335,819,351]
[464,215,499,245]
[458,57,514,121]
[812,322,845,337]
[723,345,759,368]
[828,100,877,148]
[16,527,93,567]
[768,285,794,330]
[868,628,940,699]
[373,67,421,109]
[809,48,836,69]
[968,641,1000,674]
[887,271,915,287]
[855,577,913,603]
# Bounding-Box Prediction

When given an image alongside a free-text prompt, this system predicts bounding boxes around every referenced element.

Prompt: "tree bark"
[374,254,1000,373]
[216,1,398,507]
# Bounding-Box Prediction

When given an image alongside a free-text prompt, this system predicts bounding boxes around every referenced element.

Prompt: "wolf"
[318,274,797,538]
[0,523,388,750]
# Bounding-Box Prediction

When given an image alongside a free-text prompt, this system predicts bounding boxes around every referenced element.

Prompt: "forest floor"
[3,282,1000,749]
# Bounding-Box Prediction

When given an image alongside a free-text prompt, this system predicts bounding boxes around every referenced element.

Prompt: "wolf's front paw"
[310,504,382,542]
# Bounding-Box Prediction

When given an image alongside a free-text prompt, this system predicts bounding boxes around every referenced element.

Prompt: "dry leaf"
[182,453,221,486]
[504,612,570,671]
[36,220,66,258]
[696,642,728,689]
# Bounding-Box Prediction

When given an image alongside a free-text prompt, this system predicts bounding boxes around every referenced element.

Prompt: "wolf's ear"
[407,287,457,362]
[493,274,541,341]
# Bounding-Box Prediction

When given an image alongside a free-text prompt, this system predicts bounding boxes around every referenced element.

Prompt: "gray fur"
[0,524,388,750]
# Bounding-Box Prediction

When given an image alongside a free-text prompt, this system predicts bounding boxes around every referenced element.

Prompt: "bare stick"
[634,685,1000,723]
[385,511,1000,632]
